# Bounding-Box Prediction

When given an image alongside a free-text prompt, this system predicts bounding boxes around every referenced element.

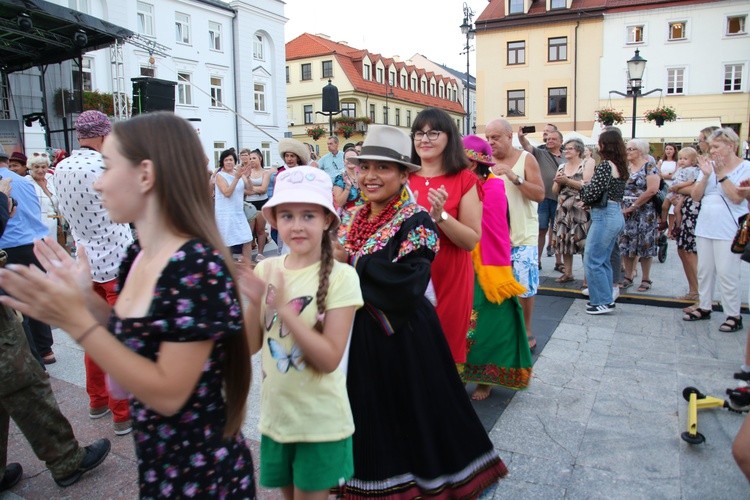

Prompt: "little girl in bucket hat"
[238,166,364,496]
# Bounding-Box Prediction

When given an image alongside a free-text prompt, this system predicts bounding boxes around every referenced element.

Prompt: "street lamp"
[384,76,394,125]
[609,49,661,139]
[317,79,341,136]
[460,2,475,136]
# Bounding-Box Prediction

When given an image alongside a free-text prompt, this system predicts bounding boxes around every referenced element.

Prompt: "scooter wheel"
[683,386,706,401]
[681,431,705,445]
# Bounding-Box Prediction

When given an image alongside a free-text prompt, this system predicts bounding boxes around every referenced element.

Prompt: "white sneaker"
[612,286,620,301]
[581,287,589,297]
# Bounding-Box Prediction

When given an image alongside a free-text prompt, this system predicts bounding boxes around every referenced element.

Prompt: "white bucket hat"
[348,125,421,172]
[262,166,339,229]
[278,138,310,165]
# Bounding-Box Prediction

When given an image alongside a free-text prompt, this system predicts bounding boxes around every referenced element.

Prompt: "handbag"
[651,178,668,213]
[731,213,750,257]
[592,162,611,208]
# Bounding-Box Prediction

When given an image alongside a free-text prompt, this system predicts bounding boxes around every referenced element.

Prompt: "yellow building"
[475,0,749,147]
[285,33,466,150]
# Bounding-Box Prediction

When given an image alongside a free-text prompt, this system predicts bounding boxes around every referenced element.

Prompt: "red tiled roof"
[285,33,465,114]
[478,0,712,23]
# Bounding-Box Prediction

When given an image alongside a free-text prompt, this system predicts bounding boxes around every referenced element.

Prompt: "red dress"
[409,168,480,363]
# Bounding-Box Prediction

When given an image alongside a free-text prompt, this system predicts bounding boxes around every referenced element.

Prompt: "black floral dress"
[619,162,659,258]
[110,240,256,499]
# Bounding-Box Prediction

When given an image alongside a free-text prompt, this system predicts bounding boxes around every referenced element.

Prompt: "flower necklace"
[345,192,406,254]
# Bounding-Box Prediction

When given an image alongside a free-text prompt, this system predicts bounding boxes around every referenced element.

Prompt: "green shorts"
[260,435,353,492]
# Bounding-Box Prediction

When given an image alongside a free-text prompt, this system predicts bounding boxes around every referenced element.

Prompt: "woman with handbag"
[685,128,750,332]
[579,129,627,315]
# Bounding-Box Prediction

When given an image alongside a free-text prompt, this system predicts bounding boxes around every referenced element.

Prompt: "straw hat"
[278,138,310,165]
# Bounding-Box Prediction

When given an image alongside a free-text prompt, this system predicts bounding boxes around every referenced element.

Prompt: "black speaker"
[131,77,176,115]
[321,80,339,113]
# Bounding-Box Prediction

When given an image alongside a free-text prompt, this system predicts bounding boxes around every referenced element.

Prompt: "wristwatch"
[436,211,449,223]
[512,175,524,186]
[718,175,729,183]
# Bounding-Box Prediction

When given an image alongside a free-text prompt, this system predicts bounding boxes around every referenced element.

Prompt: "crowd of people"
[0,107,749,495]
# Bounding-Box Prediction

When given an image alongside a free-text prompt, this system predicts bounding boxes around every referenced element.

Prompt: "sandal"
[719,316,744,333]
[554,263,565,273]
[637,279,652,292]
[620,277,634,290]
[683,308,711,321]
[555,274,574,283]
[528,335,537,353]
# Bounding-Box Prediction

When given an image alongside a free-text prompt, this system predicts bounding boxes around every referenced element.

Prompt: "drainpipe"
[231,9,239,147]
[573,20,579,131]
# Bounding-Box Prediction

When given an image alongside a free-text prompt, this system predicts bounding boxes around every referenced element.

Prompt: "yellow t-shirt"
[254,256,363,443]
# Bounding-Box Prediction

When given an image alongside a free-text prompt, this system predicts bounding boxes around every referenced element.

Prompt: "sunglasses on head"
[32,152,49,157]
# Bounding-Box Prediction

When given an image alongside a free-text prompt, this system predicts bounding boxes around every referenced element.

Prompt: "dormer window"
[508,0,523,15]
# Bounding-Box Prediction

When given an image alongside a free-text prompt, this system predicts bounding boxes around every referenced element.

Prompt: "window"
[548,87,567,114]
[627,25,644,44]
[439,86,444,98]
[724,64,743,92]
[421,81,426,94]
[401,74,406,88]
[389,72,396,86]
[509,0,524,14]
[395,108,401,126]
[140,66,155,77]
[304,105,313,124]
[177,72,192,105]
[175,12,190,44]
[507,90,525,116]
[210,77,223,107]
[507,41,525,65]
[72,57,94,92]
[301,63,312,81]
[322,60,333,78]
[209,21,222,51]
[341,102,356,118]
[727,15,747,35]
[253,34,264,60]
[548,37,567,61]
[383,106,388,125]
[213,141,226,169]
[429,82,434,96]
[285,66,289,83]
[364,64,371,80]
[406,110,412,127]
[254,83,266,112]
[261,142,271,168]
[666,68,684,95]
[137,1,154,36]
[411,77,417,90]
[377,68,383,83]
[69,0,90,13]
[369,104,376,122]
[669,21,686,40]
[550,0,566,8]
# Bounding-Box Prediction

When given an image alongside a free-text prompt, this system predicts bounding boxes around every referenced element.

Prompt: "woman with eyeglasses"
[684,128,750,332]
[551,138,595,283]
[408,108,482,365]
[26,152,59,238]
[619,139,660,292]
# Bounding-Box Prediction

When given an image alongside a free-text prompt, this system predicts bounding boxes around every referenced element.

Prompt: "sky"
[283,0,491,75]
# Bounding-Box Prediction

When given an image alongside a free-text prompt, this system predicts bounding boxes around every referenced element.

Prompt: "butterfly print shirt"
[254,256,363,443]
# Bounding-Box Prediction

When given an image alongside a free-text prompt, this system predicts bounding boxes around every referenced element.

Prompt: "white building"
[14,0,287,167]
[599,0,748,142]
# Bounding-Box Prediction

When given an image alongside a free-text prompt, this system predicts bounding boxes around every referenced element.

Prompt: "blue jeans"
[584,201,624,306]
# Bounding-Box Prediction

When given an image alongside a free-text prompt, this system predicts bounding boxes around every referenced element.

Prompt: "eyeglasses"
[32,152,49,157]
[413,130,442,142]
[563,147,577,152]
[625,147,638,152]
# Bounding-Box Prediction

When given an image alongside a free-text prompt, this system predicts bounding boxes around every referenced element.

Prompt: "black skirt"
[342,298,508,499]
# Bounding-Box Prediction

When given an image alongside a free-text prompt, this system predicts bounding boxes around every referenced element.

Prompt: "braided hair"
[313,228,334,332]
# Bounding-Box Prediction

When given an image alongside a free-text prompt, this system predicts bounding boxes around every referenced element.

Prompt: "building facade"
[10,0,286,167]
[285,33,466,150]
[475,0,749,146]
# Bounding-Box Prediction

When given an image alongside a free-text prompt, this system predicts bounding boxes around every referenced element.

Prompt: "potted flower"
[644,105,677,127]
[333,116,357,138]
[354,116,372,132]
[595,107,625,126]
[306,125,326,140]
